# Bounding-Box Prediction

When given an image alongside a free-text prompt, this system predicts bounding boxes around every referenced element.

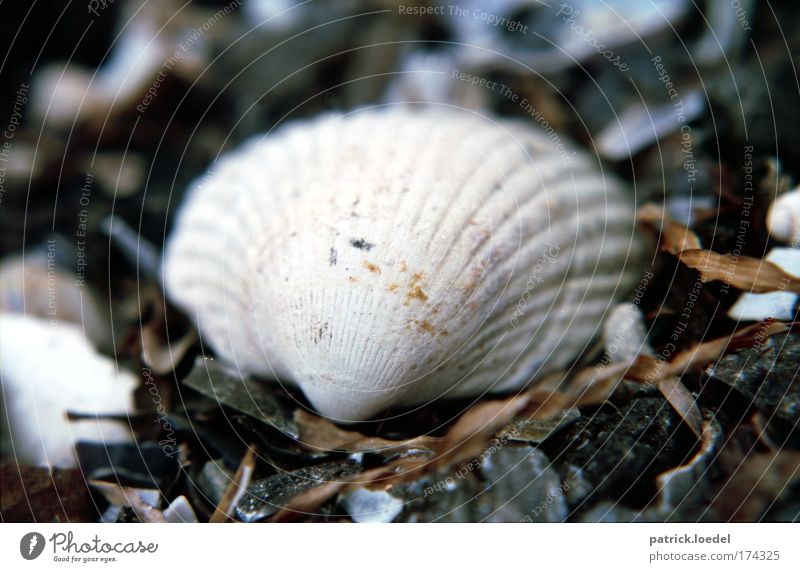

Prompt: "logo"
[20,532,46,560]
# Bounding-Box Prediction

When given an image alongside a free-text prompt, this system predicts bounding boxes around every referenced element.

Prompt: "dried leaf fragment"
[431,395,532,472]
[294,409,438,454]
[268,465,403,522]
[677,249,800,293]
[626,321,791,383]
[209,446,257,523]
[637,203,702,254]
[89,481,167,523]
[657,377,703,439]
[638,203,800,293]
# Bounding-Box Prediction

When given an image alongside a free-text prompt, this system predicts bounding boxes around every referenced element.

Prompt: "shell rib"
[164,108,642,421]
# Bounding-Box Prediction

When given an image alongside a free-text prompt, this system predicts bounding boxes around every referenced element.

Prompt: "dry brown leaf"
[268,465,403,522]
[430,394,532,471]
[625,354,676,383]
[265,363,659,517]
[209,446,256,523]
[638,203,800,293]
[513,362,630,422]
[268,370,625,518]
[400,363,625,473]
[270,393,558,519]
[135,285,198,376]
[625,321,790,438]
[565,361,632,406]
[657,377,703,438]
[671,320,789,374]
[293,410,367,450]
[516,388,573,421]
[637,203,702,254]
[294,409,438,454]
[626,321,791,383]
[678,249,800,293]
[266,320,792,518]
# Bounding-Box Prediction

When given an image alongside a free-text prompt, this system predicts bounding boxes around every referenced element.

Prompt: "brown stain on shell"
[363,261,381,274]
[405,271,428,304]
[407,285,428,302]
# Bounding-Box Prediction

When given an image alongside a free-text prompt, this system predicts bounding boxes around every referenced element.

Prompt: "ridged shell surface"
[164,108,641,421]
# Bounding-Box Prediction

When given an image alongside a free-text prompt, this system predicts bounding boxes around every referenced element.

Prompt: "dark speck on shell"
[350,238,375,251]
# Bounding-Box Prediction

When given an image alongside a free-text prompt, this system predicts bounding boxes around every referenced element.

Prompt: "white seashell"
[767,185,800,247]
[164,108,642,421]
[0,314,136,468]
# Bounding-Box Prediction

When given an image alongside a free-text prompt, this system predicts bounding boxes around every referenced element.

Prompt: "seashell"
[0,314,136,468]
[164,108,642,421]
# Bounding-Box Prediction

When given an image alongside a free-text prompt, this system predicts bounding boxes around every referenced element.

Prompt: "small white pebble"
[340,488,404,523]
